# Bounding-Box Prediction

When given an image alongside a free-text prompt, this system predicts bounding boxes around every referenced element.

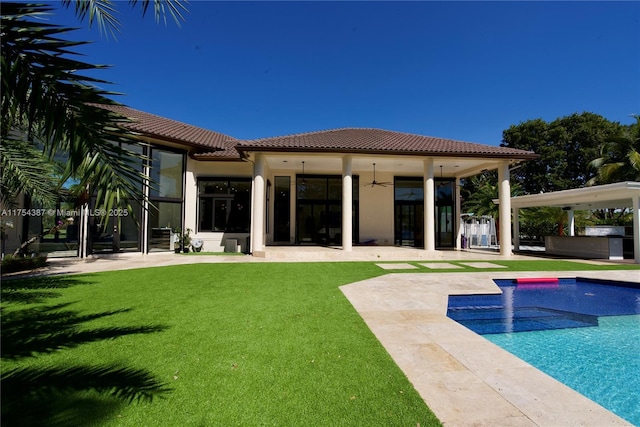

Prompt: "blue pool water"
[447,278,640,425]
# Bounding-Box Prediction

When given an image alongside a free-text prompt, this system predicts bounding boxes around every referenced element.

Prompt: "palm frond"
[1,3,149,215]
[60,0,188,38]
[131,0,189,26]
[0,136,60,206]
[589,114,640,184]
[61,0,121,38]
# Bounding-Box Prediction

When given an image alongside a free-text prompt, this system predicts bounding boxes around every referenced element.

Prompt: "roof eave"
[235,145,539,160]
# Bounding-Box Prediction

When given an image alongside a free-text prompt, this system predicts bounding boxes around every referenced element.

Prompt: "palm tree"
[1,1,187,211]
[588,115,640,185]
[462,172,525,244]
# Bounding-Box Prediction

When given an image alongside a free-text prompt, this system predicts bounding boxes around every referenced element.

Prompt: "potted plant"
[172,228,192,253]
[181,228,192,253]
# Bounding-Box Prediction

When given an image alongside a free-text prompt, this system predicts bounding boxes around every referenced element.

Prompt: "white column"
[252,154,266,253]
[513,208,520,251]
[498,161,512,256]
[342,156,353,251]
[455,177,462,250]
[567,210,575,236]
[80,203,89,258]
[424,159,435,251]
[142,160,151,254]
[633,194,640,264]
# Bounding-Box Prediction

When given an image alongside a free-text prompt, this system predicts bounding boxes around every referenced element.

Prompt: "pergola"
[508,181,640,264]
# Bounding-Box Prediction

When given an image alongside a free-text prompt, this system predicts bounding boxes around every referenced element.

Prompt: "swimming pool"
[447,278,640,425]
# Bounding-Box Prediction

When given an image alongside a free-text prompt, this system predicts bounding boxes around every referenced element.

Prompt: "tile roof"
[237,128,537,159]
[96,105,536,160]
[97,104,238,152]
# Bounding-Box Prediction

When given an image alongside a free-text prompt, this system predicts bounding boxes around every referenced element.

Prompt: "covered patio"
[509,181,640,264]
[237,128,538,257]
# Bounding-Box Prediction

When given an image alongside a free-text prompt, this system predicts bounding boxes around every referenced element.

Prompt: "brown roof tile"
[97,104,238,151]
[96,106,536,160]
[237,128,537,159]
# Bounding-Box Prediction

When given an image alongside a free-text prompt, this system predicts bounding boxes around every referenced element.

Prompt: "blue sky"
[51,1,639,145]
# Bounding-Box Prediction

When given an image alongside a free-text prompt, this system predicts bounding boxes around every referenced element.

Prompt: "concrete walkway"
[341,270,637,426]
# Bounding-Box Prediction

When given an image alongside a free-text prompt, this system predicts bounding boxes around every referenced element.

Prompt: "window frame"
[197,177,252,233]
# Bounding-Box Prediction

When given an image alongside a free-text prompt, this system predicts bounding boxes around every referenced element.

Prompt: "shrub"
[1,254,48,274]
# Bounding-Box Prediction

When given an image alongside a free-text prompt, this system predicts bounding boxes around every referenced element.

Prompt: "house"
[3,105,538,258]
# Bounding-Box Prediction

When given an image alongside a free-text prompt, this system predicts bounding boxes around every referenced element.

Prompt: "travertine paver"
[375,263,418,270]
[459,261,509,269]
[418,262,463,269]
[340,271,634,426]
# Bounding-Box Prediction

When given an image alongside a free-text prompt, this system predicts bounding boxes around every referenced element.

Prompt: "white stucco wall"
[358,169,395,245]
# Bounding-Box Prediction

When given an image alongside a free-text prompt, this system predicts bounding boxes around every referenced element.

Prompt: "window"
[150,149,183,199]
[148,147,184,252]
[198,179,251,232]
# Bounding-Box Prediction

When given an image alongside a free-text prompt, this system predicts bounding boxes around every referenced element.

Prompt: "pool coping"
[340,270,637,427]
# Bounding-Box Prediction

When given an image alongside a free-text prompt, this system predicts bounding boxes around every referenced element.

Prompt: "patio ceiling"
[254,153,521,179]
[508,181,640,210]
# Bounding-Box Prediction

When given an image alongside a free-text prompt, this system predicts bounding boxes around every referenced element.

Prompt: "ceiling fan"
[366,163,392,187]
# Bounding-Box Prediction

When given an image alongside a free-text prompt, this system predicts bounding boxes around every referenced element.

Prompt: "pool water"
[487,315,640,425]
[447,278,640,425]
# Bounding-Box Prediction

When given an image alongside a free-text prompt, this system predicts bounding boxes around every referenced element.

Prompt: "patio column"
[498,161,512,256]
[513,207,520,251]
[424,158,435,251]
[342,156,353,251]
[79,203,89,258]
[252,153,266,253]
[633,193,640,264]
[567,209,575,236]
[455,177,462,250]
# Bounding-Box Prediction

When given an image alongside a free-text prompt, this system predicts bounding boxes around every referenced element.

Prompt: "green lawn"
[2,260,638,426]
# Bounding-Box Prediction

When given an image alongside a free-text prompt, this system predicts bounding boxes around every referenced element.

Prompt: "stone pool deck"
[341,269,637,427]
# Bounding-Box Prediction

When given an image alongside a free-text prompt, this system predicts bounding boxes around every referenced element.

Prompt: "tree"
[462,172,500,219]
[588,115,640,184]
[1,1,187,212]
[501,112,624,194]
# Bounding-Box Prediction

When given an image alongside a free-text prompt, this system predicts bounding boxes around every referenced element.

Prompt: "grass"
[1,263,438,427]
[2,259,637,426]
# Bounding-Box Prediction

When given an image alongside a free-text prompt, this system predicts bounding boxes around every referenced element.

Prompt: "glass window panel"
[213,199,229,231]
[119,200,141,250]
[436,180,453,203]
[199,180,228,195]
[298,177,327,200]
[328,177,342,200]
[229,180,250,194]
[395,178,423,201]
[352,176,359,200]
[199,198,213,231]
[148,202,182,251]
[227,192,251,232]
[197,179,251,233]
[150,149,183,198]
[274,176,290,241]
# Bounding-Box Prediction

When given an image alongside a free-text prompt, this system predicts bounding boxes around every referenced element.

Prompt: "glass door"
[436,180,454,247]
[274,176,290,242]
[436,205,453,247]
[394,202,424,247]
[295,175,358,245]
